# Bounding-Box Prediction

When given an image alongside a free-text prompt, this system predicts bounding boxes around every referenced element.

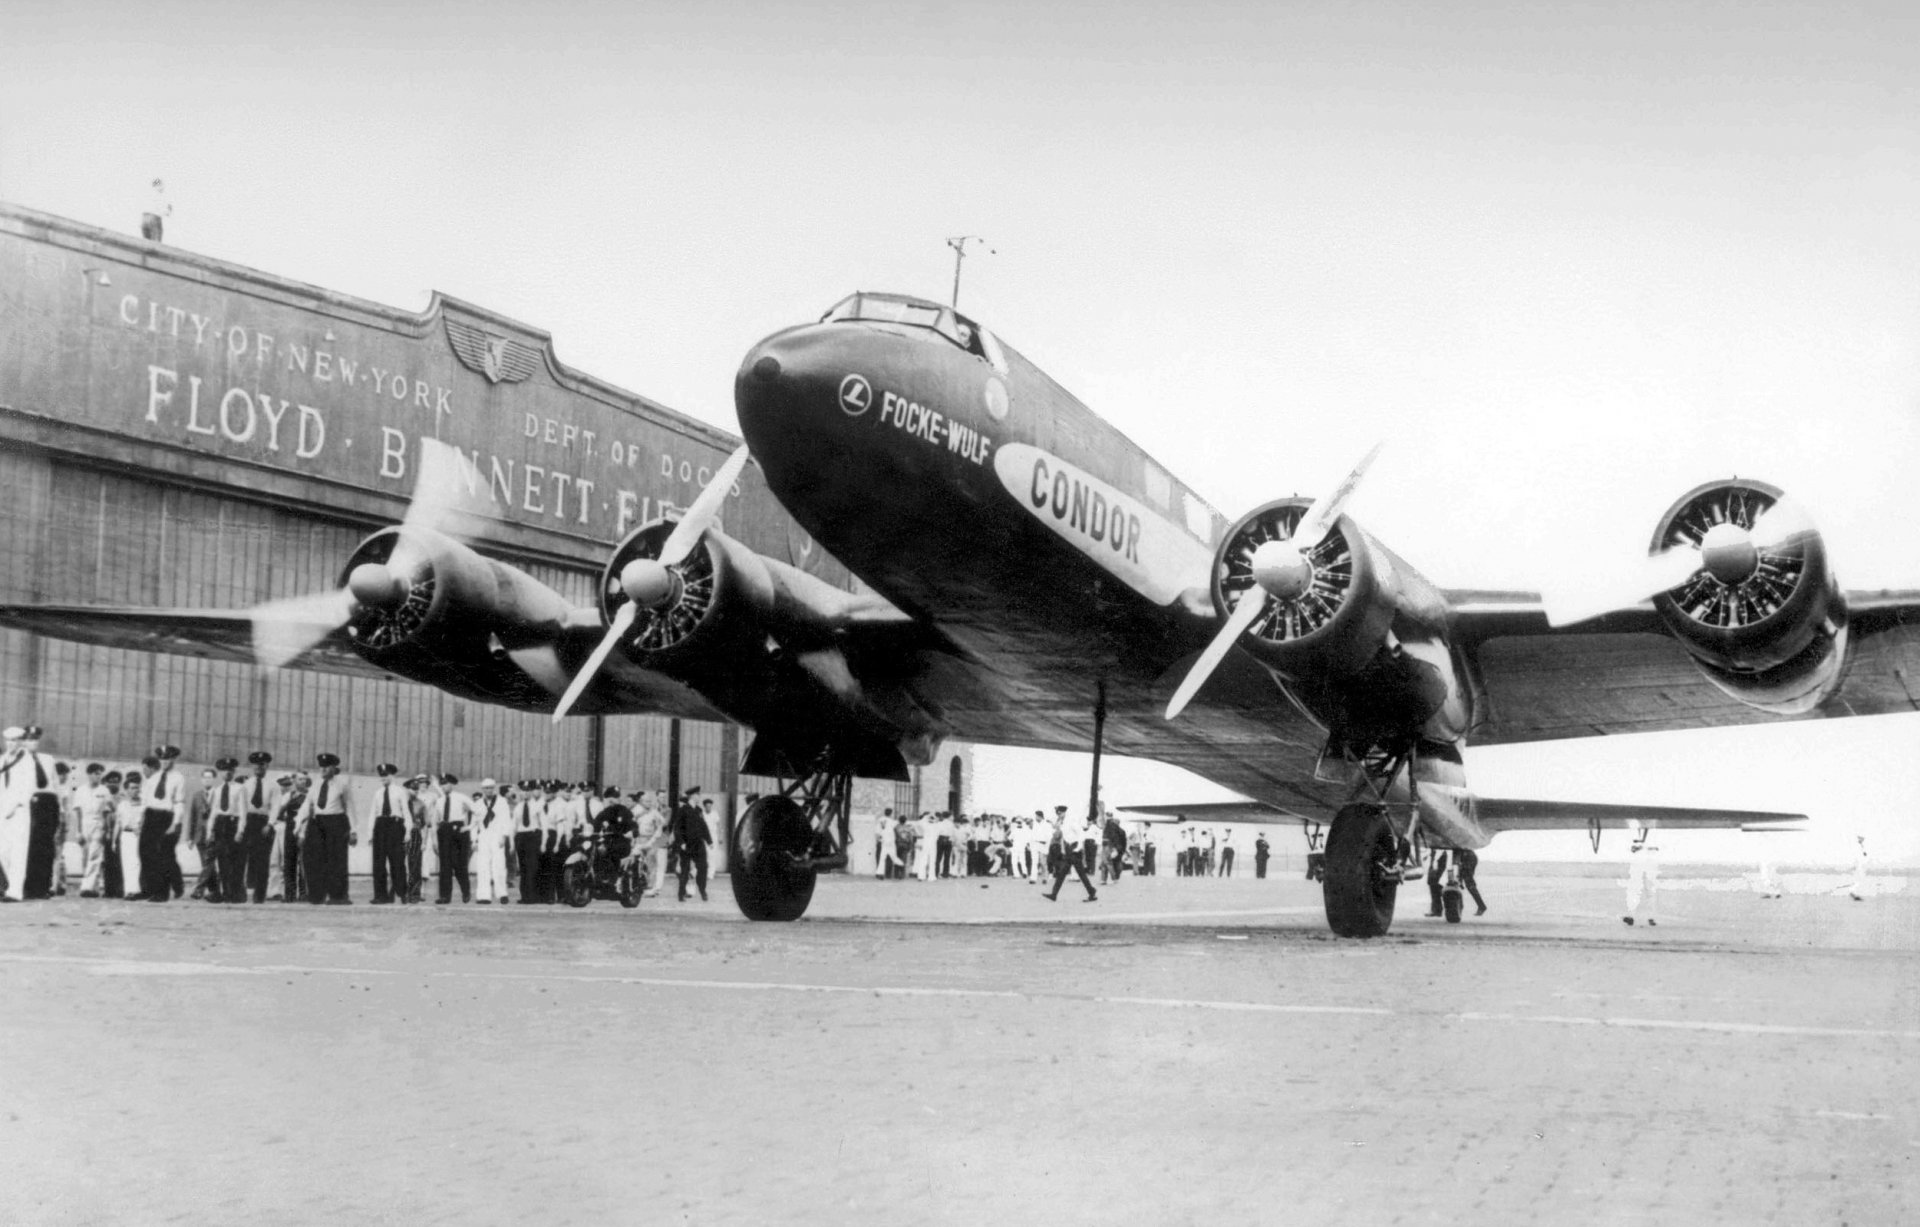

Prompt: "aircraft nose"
[735,327,846,449]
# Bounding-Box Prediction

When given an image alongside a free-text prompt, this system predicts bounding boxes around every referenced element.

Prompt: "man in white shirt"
[1623,822,1659,927]
[205,756,247,903]
[633,790,666,898]
[139,745,187,902]
[298,752,353,904]
[365,762,413,904]
[467,779,511,904]
[430,774,473,905]
[1043,807,1098,903]
[238,751,280,904]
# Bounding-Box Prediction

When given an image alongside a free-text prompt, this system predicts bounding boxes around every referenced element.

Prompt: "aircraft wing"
[1118,801,1318,825]
[0,601,388,680]
[1446,590,1920,745]
[1472,797,1806,833]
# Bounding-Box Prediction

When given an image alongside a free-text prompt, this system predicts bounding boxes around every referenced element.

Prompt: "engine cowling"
[339,526,573,707]
[1209,498,1398,678]
[1649,479,1849,713]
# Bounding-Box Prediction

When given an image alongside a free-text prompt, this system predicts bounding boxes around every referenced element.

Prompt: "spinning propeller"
[1541,491,1815,628]
[549,444,751,721]
[1164,443,1384,721]
[249,437,484,667]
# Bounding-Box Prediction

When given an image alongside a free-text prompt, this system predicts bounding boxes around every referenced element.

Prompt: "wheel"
[562,860,592,908]
[619,861,645,909]
[729,796,817,922]
[1321,803,1399,938]
[1443,887,1462,924]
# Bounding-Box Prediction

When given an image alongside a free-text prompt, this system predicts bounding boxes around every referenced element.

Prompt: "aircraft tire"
[730,795,817,922]
[1322,803,1398,938]
[1443,888,1462,924]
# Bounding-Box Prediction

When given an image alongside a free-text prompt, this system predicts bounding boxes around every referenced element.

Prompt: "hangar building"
[0,204,970,862]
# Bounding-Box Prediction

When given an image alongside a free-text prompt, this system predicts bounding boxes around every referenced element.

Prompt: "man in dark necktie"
[671,786,712,902]
[206,757,246,903]
[300,753,352,904]
[366,763,410,904]
[432,774,472,905]
[239,752,277,904]
[140,745,185,903]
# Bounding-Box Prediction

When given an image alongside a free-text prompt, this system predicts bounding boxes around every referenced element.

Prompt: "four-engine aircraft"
[7,289,1919,934]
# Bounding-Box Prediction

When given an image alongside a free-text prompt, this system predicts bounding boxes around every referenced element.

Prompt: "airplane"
[5,288,1918,935]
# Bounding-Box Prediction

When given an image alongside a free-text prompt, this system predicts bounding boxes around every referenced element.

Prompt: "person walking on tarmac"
[1043,806,1098,903]
[672,786,713,902]
[1623,823,1659,926]
[1457,847,1486,915]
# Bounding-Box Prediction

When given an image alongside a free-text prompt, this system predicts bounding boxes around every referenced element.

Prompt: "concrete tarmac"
[2,868,1915,1226]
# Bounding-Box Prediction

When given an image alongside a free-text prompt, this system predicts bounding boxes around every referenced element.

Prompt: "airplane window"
[823,294,1004,370]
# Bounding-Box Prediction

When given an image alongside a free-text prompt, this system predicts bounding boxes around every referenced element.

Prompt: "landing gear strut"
[1320,743,1424,938]
[730,766,851,922]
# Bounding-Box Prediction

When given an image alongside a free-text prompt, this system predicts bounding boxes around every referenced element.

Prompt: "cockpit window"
[821,292,1008,373]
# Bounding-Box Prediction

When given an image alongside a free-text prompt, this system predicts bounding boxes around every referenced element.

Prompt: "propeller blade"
[1292,441,1384,551]
[250,588,356,669]
[551,603,637,722]
[1165,589,1271,721]
[658,445,751,568]
[390,437,486,574]
[1542,546,1704,628]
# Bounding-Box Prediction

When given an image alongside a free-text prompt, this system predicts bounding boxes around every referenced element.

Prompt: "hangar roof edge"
[0,200,739,454]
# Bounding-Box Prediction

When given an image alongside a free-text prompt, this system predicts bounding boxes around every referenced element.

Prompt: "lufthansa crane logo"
[838,373,873,417]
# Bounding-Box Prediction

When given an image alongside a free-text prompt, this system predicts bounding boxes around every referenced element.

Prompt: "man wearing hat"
[298,753,353,904]
[365,762,414,905]
[670,785,712,902]
[238,752,278,904]
[513,781,545,904]
[467,779,510,904]
[186,765,219,901]
[137,744,187,902]
[2,726,64,899]
[428,774,472,905]
[205,757,248,903]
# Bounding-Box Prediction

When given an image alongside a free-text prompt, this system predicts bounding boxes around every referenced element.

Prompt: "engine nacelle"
[1209,498,1400,678]
[339,526,575,708]
[1649,479,1849,714]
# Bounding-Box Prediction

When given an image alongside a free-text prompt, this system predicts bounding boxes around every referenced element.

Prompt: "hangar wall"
[0,202,877,806]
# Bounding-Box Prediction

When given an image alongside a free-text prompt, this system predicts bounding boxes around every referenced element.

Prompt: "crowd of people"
[867,807,1282,902]
[0,726,724,906]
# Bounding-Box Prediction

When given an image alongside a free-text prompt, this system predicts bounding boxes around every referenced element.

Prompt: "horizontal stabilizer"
[1475,797,1806,833]
[1118,800,1316,826]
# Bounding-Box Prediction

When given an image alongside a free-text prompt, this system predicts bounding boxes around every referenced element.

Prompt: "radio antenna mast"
[946,235,994,307]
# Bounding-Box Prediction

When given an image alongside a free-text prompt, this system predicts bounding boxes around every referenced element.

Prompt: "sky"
[3,0,1917,863]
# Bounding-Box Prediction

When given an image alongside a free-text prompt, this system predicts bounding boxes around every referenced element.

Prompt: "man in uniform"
[7,726,64,899]
[1254,832,1271,879]
[672,785,712,902]
[239,751,278,904]
[431,773,473,905]
[1218,827,1236,877]
[299,752,353,904]
[205,757,247,903]
[365,762,413,905]
[513,780,545,905]
[139,744,186,902]
[468,779,511,904]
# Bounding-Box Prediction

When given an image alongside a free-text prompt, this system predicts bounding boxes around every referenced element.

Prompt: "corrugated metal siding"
[0,450,745,792]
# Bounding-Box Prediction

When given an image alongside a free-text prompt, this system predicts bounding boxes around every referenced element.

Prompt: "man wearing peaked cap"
[2,724,62,900]
[365,762,413,905]
[297,752,352,904]
[513,779,545,905]
[205,756,246,903]
[468,778,511,904]
[139,743,187,902]
[429,773,472,905]
[239,751,278,904]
